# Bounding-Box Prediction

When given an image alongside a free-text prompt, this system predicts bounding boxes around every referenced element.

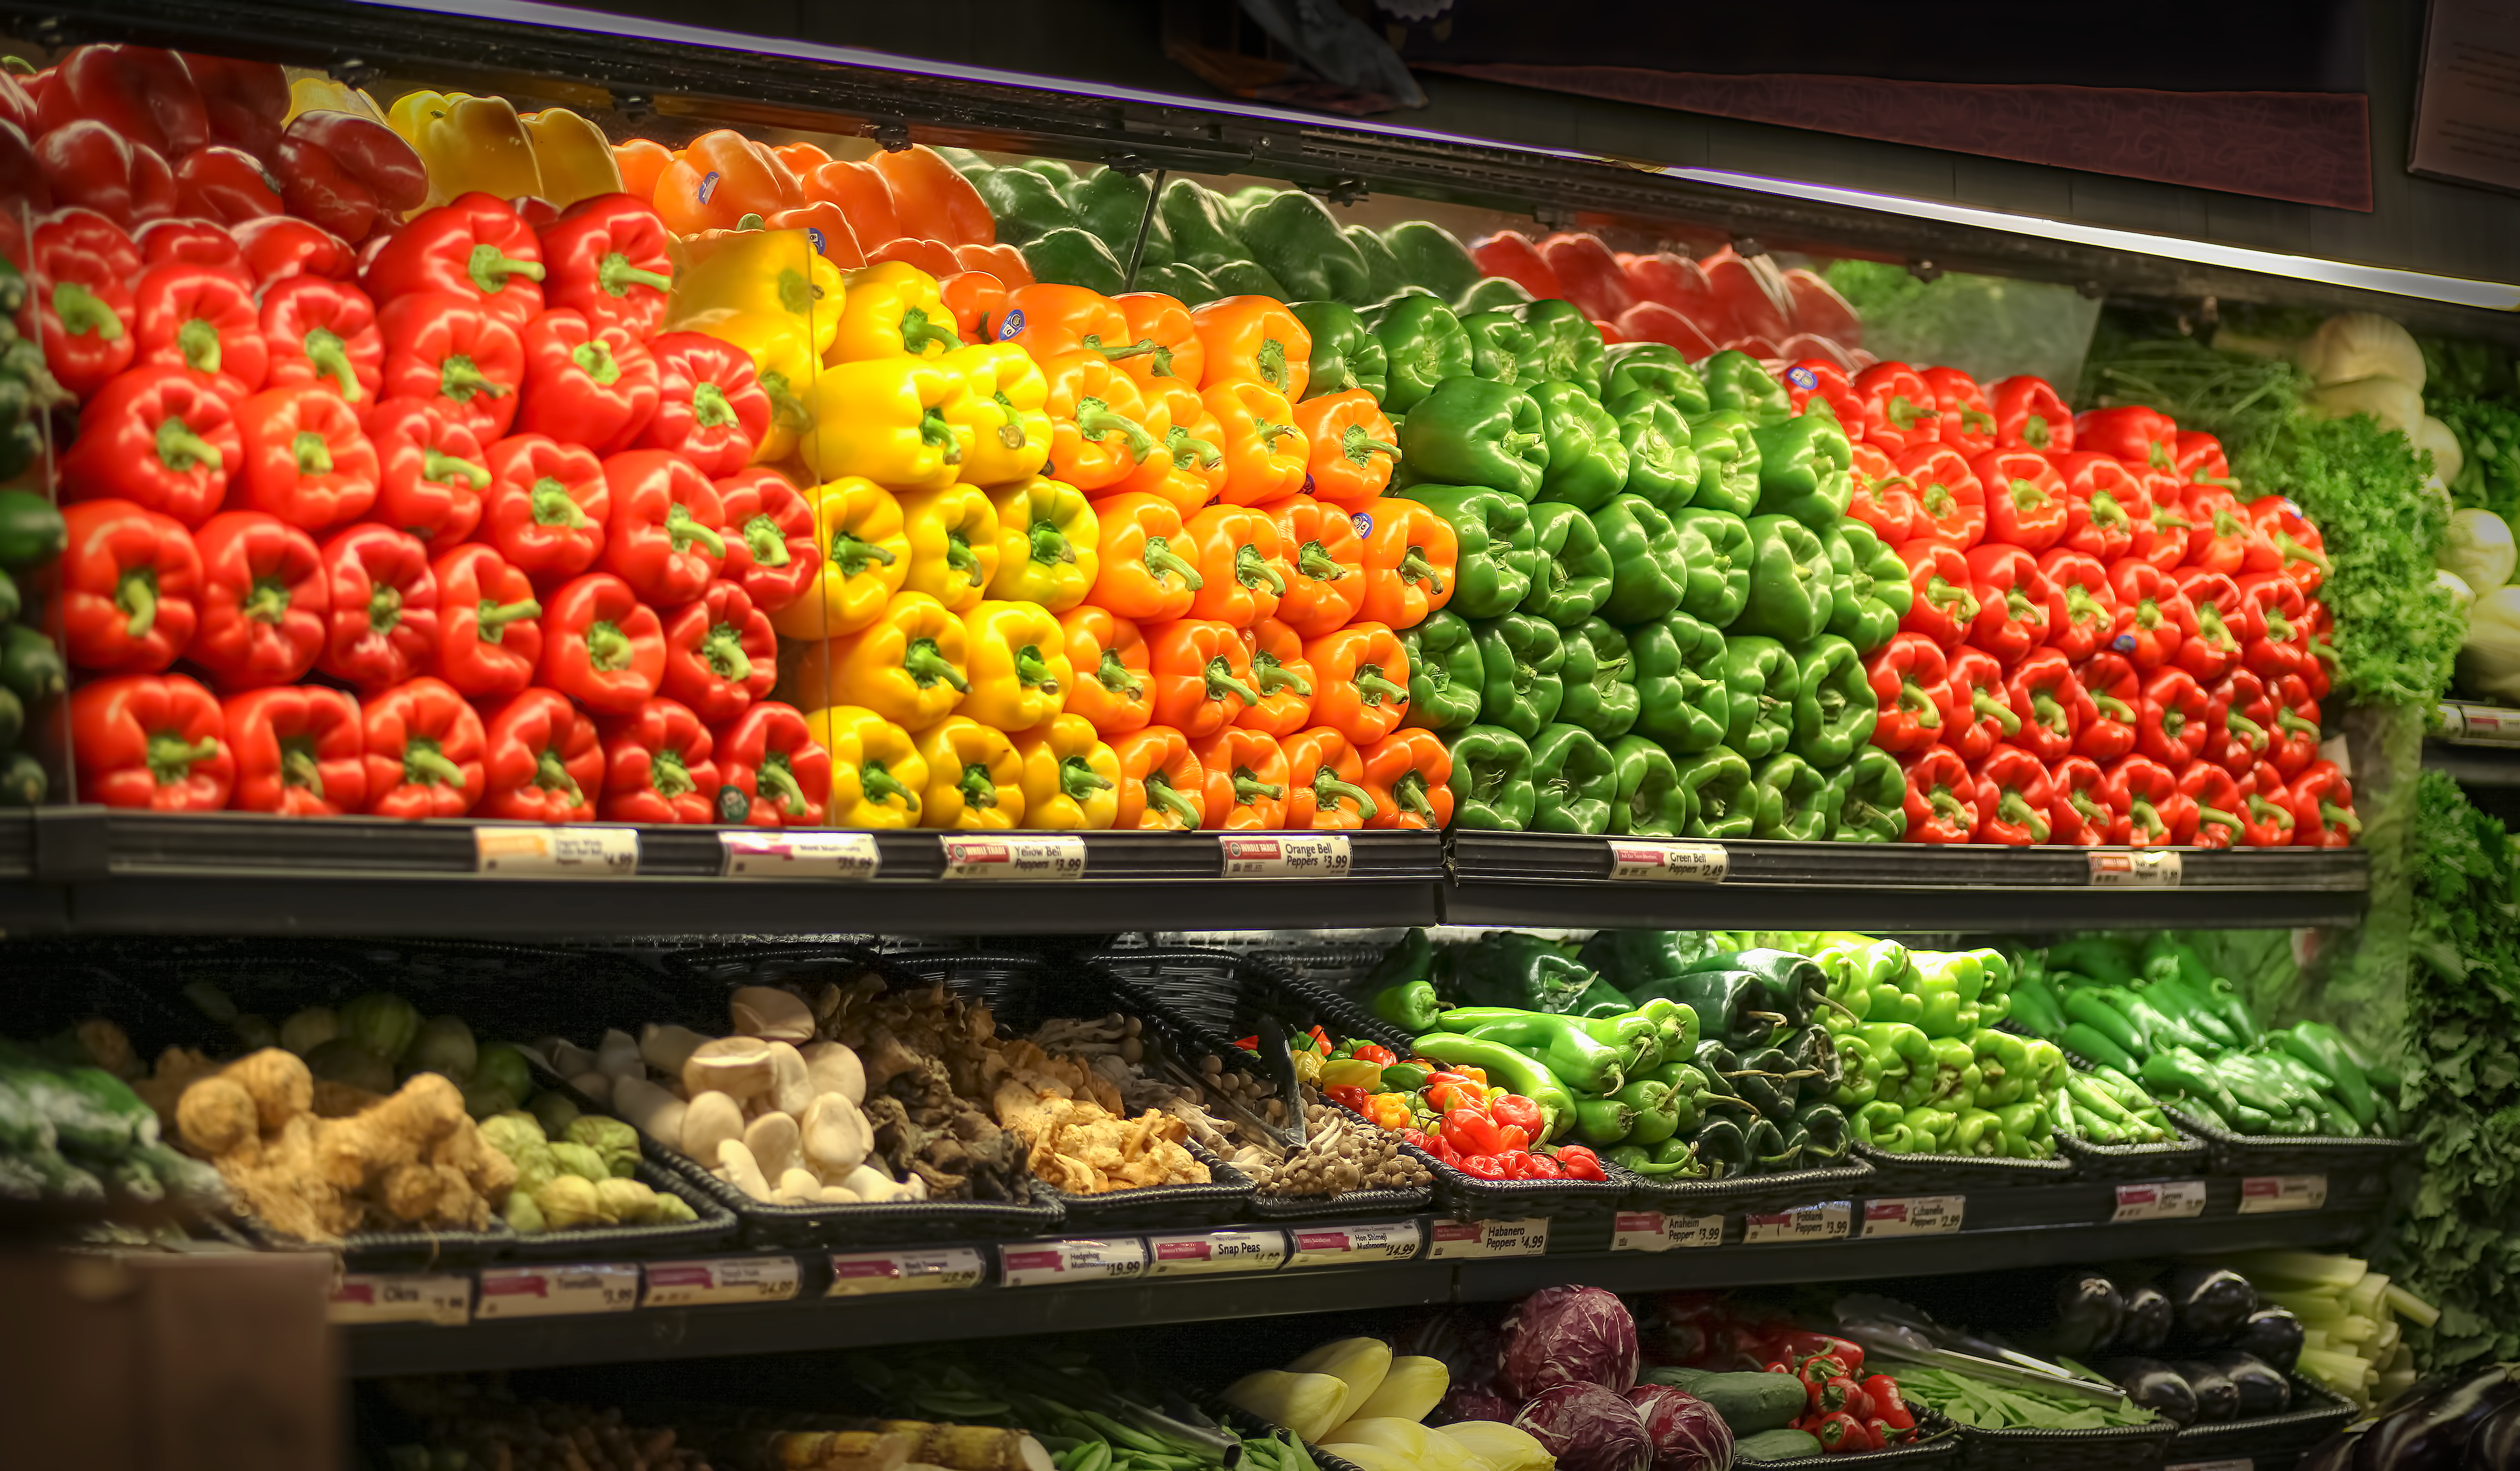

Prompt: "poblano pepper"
[1629,611,1734,753]
[1799,1099,1851,1162]
[1452,931,1597,1014]
[1531,721,1615,834]
[1367,927,1444,1031]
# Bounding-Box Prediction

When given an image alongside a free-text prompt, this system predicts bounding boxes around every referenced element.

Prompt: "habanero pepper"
[475,687,602,823]
[1237,617,1317,737]
[660,580,778,722]
[714,701,833,828]
[2049,753,2117,846]
[597,695,720,825]
[716,467,819,617]
[538,572,664,716]
[133,260,269,397]
[431,543,542,698]
[2075,651,2141,763]
[1973,743,2056,845]
[1938,645,2020,763]
[484,432,609,583]
[911,716,1024,830]
[1058,605,1154,737]
[1902,745,1981,845]
[363,192,548,326]
[1964,544,2053,665]
[377,291,524,441]
[234,384,380,531]
[1284,724,1379,830]
[61,498,202,674]
[224,684,364,816]
[1990,375,2074,453]
[514,308,660,455]
[2179,761,2247,849]
[1192,726,1291,830]
[368,396,490,550]
[362,675,485,819]
[1110,725,1207,830]
[60,365,240,527]
[190,510,327,692]
[314,523,437,692]
[599,448,729,606]
[71,672,233,811]
[2006,648,2085,764]
[1308,621,1414,746]
[260,275,381,404]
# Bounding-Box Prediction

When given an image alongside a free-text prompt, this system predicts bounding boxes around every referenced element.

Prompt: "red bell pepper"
[2267,683,2322,781]
[1895,538,1981,651]
[1846,441,1918,544]
[639,331,772,476]
[485,433,611,582]
[1865,633,1948,753]
[1552,1143,1607,1181]
[134,260,269,396]
[181,52,289,159]
[1783,359,1862,427]
[2073,404,2179,473]
[2179,485,2272,575]
[1937,645,2018,763]
[223,683,364,815]
[69,672,232,811]
[137,217,253,287]
[2074,651,2141,763]
[596,695,720,824]
[2179,761,2245,848]
[538,572,664,715]
[361,675,485,819]
[189,510,328,691]
[2288,759,2359,846]
[369,397,491,550]
[1970,448,2070,552]
[431,543,542,699]
[1615,301,1718,358]
[2048,753,2116,846]
[377,291,524,441]
[2246,493,2331,594]
[660,579,778,722]
[2105,753,2191,846]
[61,498,201,674]
[1989,375,2073,453]
[1898,443,1986,549]
[2133,470,2195,574]
[716,467,818,616]
[2176,430,2235,488]
[363,192,547,325]
[1470,231,1564,301]
[2236,761,2299,847]
[2236,571,2313,682]
[2105,561,2196,673]
[516,308,661,454]
[233,214,357,288]
[2300,608,2336,702]
[1537,233,1635,321]
[2171,568,2248,685]
[1851,361,1943,454]
[274,110,428,244]
[34,121,176,226]
[0,118,49,222]
[2046,449,2146,563]
[1970,744,2055,845]
[2136,666,2210,767]
[2035,548,2114,663]
[36,45,207,157]
[34,235,136,400]
[599,448,730,606]
[1903,746,1982,845]
[233,384,380,530]
[715,700,832,827]
[475,687,603,823]
[2202,668,2275,778]
[314,523,438,692]
[1964,544,2053,665]
[1921,365,1997,457]
[2006,649,2084,763]
[260,275,382,404]
[60,366,241,527]
[539,192,677,341]
[172,145,281,224]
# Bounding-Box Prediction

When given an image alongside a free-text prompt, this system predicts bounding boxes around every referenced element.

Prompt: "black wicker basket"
[330,1156,736,1272]
[1623,1155,1878,1217]
[1851,1142,2076,1194]
[1946,1410,2180,1471]
[2164,1375,2359,1469]
[1747,1403,1964,1471]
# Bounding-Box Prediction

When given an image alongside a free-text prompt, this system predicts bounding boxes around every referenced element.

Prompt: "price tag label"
[1742,1201,1852,1245]
[1285,1221,1423,1268]
[719,830,881,879]
[1863,1196,1964,1237]
[998,1237,1148,1286]
[475,825,640,877]
[826,1247,986,1296]
[472,1264,639,1319]
[2112,1180,2209,1222]
[1610,1210,1725,1252]
[1426,1217,1549,1260]
[1219,833,1352,879]
[2089,850,2182,887]
[939,834,1087,881]
[1607,839,1728,883]
[2239,1175,2329,1213]
[329,1273,471,1326]
[641,1256,801,1308]
[1147,1227,1290,1276]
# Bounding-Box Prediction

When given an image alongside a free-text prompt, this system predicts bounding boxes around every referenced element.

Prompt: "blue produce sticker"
[2112,633,2137,654]
[999,309,1025,341]
[696,170,721,205]
[1786,365,1818,390]
[805,227,827,257]
[1350,510,1373,538]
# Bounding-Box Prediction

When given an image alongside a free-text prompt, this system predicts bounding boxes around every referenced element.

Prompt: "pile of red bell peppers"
[1471,231,1864,369]
[1812,362,2357,847]
[45,187,834,822]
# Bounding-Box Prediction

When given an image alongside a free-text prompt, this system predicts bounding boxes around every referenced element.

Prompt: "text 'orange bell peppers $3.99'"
[1282,725,1377,830]
[476,686,603,822]
[1010,712,1119,829]
[60,365,242,527]
[61,497,202,674]
[958,599,1073,733]
[224,683,365,815]
[537,571,664,715]
[1191,295,1310,401]
[821,590,971,728]
[1354,498,1457,630]
[1147,617,1260,739]
[597,695,720,825]
[191,510,327,691]
[894,482,1001,614]
[370,396,491,551]
[1202,380,1310,507]
[361,675,485,819]
[431,542,542,698]
[72,673,235,811]
[715,700,832,827]
[1182,503,1289,628]
[1118,380,1228,517]
[1362,727,1453,829]
[768,476,908,643]
[660,579,778,723]
[1109,726,1206,830]
[1236,617,1316,737]
[1041,350,1165,493]
[912,715,1024,830]
[1292,389,1400,514]
[599,448,729,606]
[1192,726,1289,830]
[377,292,524,442]
[716,466,820,618]
[1058,604,1153,738]
[1267,495,1365,639]
[314,522,438,692]
[1305,621,1413,745]
[1086,492,1206,622]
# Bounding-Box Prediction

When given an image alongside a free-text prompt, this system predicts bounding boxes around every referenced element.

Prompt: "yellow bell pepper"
[822,592,971,728]
[1012,713,1120,830]
[959,600,1073,732]
[800,359,973,493]
[680,310,817,465]
[769,476,909,643]
[517,108,623,208]
[288,76,386,124]
[985,476,1099,612]
[893,483,1000,613]
[939,343,1053,488]
[804,704,928,829]
[913,716,1025,830]
[386,90,543,207]
[666,228,845,360]
[829,261,963,364]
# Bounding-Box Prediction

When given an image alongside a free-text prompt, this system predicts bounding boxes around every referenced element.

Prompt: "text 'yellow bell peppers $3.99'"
[829,261,963,364]
[666,227,845,360]
[800,358,973,494]
[804,704,927,829]
[769,476,909,643]
[913,716,1025,830]
[388,90,542,205]
[941,343,1052,488]
[822,591,971,728]
[894,482,999,613]
[1013,712,1120,829]
[986,475,1098,612]
[958,600,1072,733]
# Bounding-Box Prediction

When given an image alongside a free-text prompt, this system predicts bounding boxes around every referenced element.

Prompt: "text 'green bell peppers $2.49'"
[1395,375,1548,499]
[1528,380,1630,510]
[1721,633,1801,761]
[1730,513,1836,643]
[1602,342,1712,417]
[1458,306,1539,386]
[1287,300,1388,404]
[1531,721,1616,833]
[1558,617,1641,740]
[1521,499,1614,626]
[1365,295,1474,414]
[1672,508,1752,627]
[1752,749,1832,840]
[1791,633,1879,767]
[1472,610,1565,739]
[1615,397,1701,514]
[1398,609,1483,732]
[1398,484,1536,619]
[1751,406,1856,528]
[1674,744,1757,840]
[1517,299,1607,396]
[1609,733,1693,837]
[1826,520,1915,655]
[1629,610,1735,753]
[1448,723,1537,829]
[1827,745,1908,842]
[1702,348,1793,424]
[1690,410,1765,517]
[1593,492,1687,624]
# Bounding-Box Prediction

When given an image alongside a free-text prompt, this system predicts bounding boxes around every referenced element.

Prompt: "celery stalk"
[2386,1282,2444,1329]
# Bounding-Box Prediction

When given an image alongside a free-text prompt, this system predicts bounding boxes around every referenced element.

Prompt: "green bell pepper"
[1239,192,1370,302]
[1701,348,1792,424]
[1138,261,1221,307]
[1520,500,1615,626]
[1719,634,1801,761]
[1675,745,1757,840]
[1731,514,1836,643]
[1367,295,1474,414]
[1559,619,1641,739]
[1071,168,1173,268]
[1471,612,1565,738]
[1750,750,1831,840]
[1459,306,1539,385]
[1342,225,1407,305]
[1457,275,1537,313]
[1159,178,1248,269]
[1824,521,1914,655]
[1399,609,1484,732]
[1022,227,1126,294]
[1382,220,1484,302]
[1617,399,1701,513]
[1671,508,1752,627]
[1400,485,1536,619]
[1750,409,1853,528]
[1789,634,1877,767]
[1531,722,1616,834]
[1609,734,1691,837]
[1529,381,1629,509]
[1396,376,1548,499]
[970,166,1076,245]
[1825,746,1907,842]
[1288,301,1389,402]
[1448,724,1537,830]
[1629,611,1734,754]
[1209,258,1292,299]
[1690,410,1764,517]
[1409,1031,1573,1137]
[1592,494,1687,623]
[1517,299,1607,396]
[1601,342,1711,416]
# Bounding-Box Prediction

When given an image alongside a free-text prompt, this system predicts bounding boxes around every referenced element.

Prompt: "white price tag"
[2446,703,2520,746]
[473,1264,639,1319]
[1611,1210,1725,1252]
[328,1273,471,1326]
[2112,1180,2209,1222]
[1426,1217,1549,1260]
[998,1237,1148,1286]
[1285,1221,1423,1268]
[939,834,1087,880]
[2239,1175,2329,1213]
[1863,1196,1964,1237]
[719,829,880,879]
[1147,1227,1289,1276]
[475,825,640,876]
[1607,839,1728,882]
[826,1247,986,1296]
[641,1256,801,1308]
[2089,850,2182,887]
[1742,1201,1852,1244]
[1219,833,1352,878]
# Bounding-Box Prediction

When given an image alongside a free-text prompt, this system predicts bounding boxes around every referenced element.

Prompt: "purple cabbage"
[1514,1383,1654,1471]
[1436,1385,1518,1425]
[1626,1386,1734,1471]
[1499,1286,1641,1399]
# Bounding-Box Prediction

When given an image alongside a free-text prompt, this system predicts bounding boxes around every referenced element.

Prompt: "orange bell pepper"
[614,139,674,203]
[803,158,901,246]
[869,238,961,277]
[1109,725,1205,829]
[1119,380,1228,517]
[1192,295,1310,401]
[955,243,1032,287]
[1043,351,1165,492]
[1184,503,1289,627]
[1356,497,1456,629]
[761,201,867,268]
[1147,617,1260,739]
[1236,617,1316,737]
[1192,727,1289,830]
[1292,389,1399,513]
[1282,725,1376,830]
[654,128,803,235]
[1203,380,1309,507]
[1268,494,1366,638]
[940,270,1008,341]
[1362,728,1453,829]
[1113,291,1205,393]
[1005,284,1142,363]
[1086,491,1205,621]
[1058,604,1154,737]
[773,142,832,175]
[870,144,995,248]
[1305,621,1413,745]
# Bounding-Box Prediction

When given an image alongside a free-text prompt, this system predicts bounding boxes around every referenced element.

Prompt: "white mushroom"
[775,1167,822,1204]
[813,1185,861,1203]
[731,986,817,1042]
[801,1040,865,1105]
[596,1028,643,1078]
[611,1076,686,1145]
[681,1036,776,1101]
[716,1138,772,1200]
[801,1091,871,1179]
[745,1110,802,1179]
[639,1024,711,1077]
[904,1172,930,1201]
[766,1041,812,1116]
[680,1090,745,1164]
[842,1162,906,1202]
[567,1070,613,1105]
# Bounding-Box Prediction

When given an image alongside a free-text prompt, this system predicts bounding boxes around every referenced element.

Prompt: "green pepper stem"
[53,281,124,340]
[758,753,808,816]
[1396,545,1446,592]
[1314,767,1377,819]
[1076,398,1155,462]
[1355,668,1409,706]
[918,404,964,465]
[2274,532,2331,571]
[2088,489,2130,528]
[2068,789,2111,827]
[2160,708,2187,741]
[702,622,753,682]
[1997,790,2051,842]
[902,638,970,692]
[897,305,961,355]
[280,743,324,798]
[404,738,468,789]
[1255,337,1289,394]
[1142,536,1205,590]
[860,759,913,807]
[147,733,221,785]
[2130,797,2167,843]
[744,513,791,567]
[1014,644,1059,694]
[2091,691,2135,721]
[292,430,335,476]
[944,531,983,587]
[600,251,674,297]
[1341,423,1400,466]
[760,370,811,431]
[2198,803,2243,838]
[467,244,547,295]
[1971,690,2021,735]
[303,327,359,399]
[690,379,737,429]
[2321,800,2363,835]
[2247,794,2294,829]
[1253,654,1311,696]
[1234,543,1285,593]
[242,576,292,624]
[476,597,539,640]
[531,477,589,528]
[178,316,223,374]
[1058,755,1114,801]
[368,583,403,634]
[2263,607,2296,642]
[1166,426,1223,469]
[118,568,158,639]
[1144,771,1200,828]
[1204,656,1259,706]
[1096,647,1143,698]
[830,529,898,576]
[156,416,224,473]
[585,619,633,671]
[439,353,508,403]
[2277,708,2320,738]
[663,501,727,558]
[1898,680,1941,728]
[2225,710,2268,751]
[2061,583,2108,630]
[1028,518,1075,567]
[651,747,696,798]
[2030,692,2068,736]
[957,760,998,809]
[1083,332,1158,361]
[572,337,623,386]
[534,747,584,801]
[425,447,490,490]
[1928,788,1970,825]
[1298,541,1349,580]
[2022,414,2052,449]
[1256,418,1300,448]
[1394,769,1436,822]
[1231,769,1285,804]
[1925,575,1976,622]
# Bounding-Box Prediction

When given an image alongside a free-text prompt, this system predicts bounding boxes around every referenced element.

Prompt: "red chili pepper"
[640,331,772,476]
[1963,544,2052,664]
[1851,361,1943,454]
[714,700,832,827]
[1938,646,2020,764]
[716,467,818,617]
[482,433,610,583]
[313,523,438,692]
[2179,761,2246,848]
[2074,404,2180,473]
[1810,1411,1873,1453]
[134,262,268,397]
[474,687,603,823]
[59,366,238,526]
[2048,753,2116,846]
[2170,568,2249,685]
[2005,649,2084,763]
[1783,358,1862,426]
[368,397,491,551]
[600,448,729,605]
[37,45,207,157]
[2288,759,2360,846]
[2245,493,2331,594]
[660,580,778,722]
[273,110,427,244]
[361,675,484,819]
[595,696,719,824]
[2137,666,2210,768]
[1971,744,2055,845]
[1970,448,2070,552]
[34,121,176,226]
[1902,746,1981,844]
[1552,1143,1607,1181]
[536,192,677,339]
[223,683,364,815]
[187,510,328,691]
[2202,668,2276,778]
[61,498,201,674]
[1846,441,1918,545]
[2268,672,2324,776]
[1795,1351,1853,1387]
[364,191,547,326]
[378,291,524,440]
[2074,651,2140,763]
[2105,561,2197,673]
[1921,366,1997,457]
[1990,375,2074,453]
[516,308,663,456]
[234,215,357,289]
[1860,1376,1915,1432]
[2104,753,2189,845]
[1864,633,1948,753]
[1442,1105,1507,1158]
[431,543,542,699]
[172,144,281,224]
[538,571,664,716]
[180,51,288,159]
[33,223,136,401]
[2235,761,2299,848]
[1897,443,1986,549]
[2235,571,2313,682]
[1895,538,1981,651]
[233,385,381,531]
[2179,484,2272,575]
[137,217,253,287]
[70,672,232,810]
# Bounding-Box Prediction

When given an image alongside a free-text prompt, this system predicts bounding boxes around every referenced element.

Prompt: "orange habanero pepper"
[1268,495,1366,638]
[1191,296,1310,401]
[1237,617,1316,737]
[1356,498,1457,629]
[1204,380,1309,507]
[1184,503,1288,627]
[1044,350,1165,492]
[1282,725,1376,830]
[655,129,802,235]
[1120,380,1228,517]
[1113,291,1205,393]
[1109,725,1205,829]
[1306,622,1413,745]
[1362,728,1453,829]
[1147,617,1260,739]
[1292,389,1400,513]
[1192,727,1289,830]
[1086,492,1204,622]
[1058,604,1154,737]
